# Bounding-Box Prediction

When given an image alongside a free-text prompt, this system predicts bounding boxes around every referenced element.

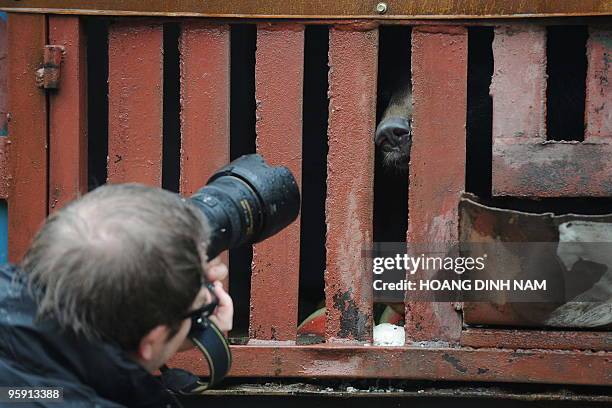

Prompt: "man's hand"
[203,257,233,332]
[178,257,233,352]
[208,280,233,332]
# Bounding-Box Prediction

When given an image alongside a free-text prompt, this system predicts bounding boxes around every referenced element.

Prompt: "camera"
[161,154,300,392]
[190,153,301,259]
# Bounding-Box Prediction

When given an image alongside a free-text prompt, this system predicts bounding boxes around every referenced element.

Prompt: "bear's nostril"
[393,127,410,138]
[375,117,412,147]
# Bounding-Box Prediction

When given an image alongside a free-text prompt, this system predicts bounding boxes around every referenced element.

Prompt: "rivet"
[376,2,388,14]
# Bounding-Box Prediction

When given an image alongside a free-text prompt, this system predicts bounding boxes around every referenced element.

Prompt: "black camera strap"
[160,320,232,394]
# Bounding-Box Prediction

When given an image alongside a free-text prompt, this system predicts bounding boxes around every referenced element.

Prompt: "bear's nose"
[375,117,411,147]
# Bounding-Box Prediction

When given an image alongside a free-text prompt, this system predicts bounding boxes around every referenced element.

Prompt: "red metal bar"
[179,22,229,197]
[325,27,377,344]
[492,140,612,197]
[490,25,547,141]
[585,26,611,139]
[2,0,611,19]
[0,16,6,200]
[405,25,467,344]
[179,22,230,274]
[0,138,8,199]
[170,345,611,385]
[0,15,7,137]
[107,22,163,185]
[461,328,611,351]
[48,15,87,212]
[249,23,304,342]
[8,14,48,262]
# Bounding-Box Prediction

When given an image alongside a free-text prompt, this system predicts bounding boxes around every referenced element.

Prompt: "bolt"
[376,2,388,14]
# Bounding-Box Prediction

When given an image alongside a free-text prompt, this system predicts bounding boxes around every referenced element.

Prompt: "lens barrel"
[190,154,300,259]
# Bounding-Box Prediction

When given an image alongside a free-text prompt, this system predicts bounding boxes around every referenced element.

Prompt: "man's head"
[21,183,211,372]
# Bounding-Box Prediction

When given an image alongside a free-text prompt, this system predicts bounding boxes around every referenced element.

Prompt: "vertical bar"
[490,25,547,140]
[0,13,7,139]
[0,13,8,200]
[585,27,611,139]
[48,15,87,212]
[0,138,7,199]
[179,22,230,280]
[325,27,377,344]
[0,13,8,264]
[179,23,229,196]
[249,23,304,342]
[490,25,548,197]
[171,20,229,369]
[406,26,467,344]
[107,22,163,185]
[8,14,48,262]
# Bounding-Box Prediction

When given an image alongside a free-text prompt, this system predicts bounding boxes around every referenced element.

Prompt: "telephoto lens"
[190,154,301,260]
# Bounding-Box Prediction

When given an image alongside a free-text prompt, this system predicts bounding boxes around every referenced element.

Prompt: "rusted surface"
[462,302,525,326]
[249,24,303,342]
[0,137,9,199]
[459,194,612,327]
[8,13,47,262]
[172,345,611,385]
[107,22,163,185]
[1,0,611,18]
[490,25,547,141]
[36,45,64,89]
[491,25,612,197]
[492,139,612,197]
[178,22,230,274]
[325,27,377,344]
[405,25,467,344]
[48,15,87,212]
[585,26,612,139]
[0,16,7,199]
[0,15,6,138]
[179,22,229,196]
[461,328,612,351]
[188,382,612,402]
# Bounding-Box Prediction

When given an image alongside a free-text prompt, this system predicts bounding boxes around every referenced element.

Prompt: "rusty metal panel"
[492,140,612,197]
[179,22,230,280]
[216,345,610,385]
[48,15,87,212]
[107,22,163,185]
[249,24,304,343]
[461,328,611,351]
[460,193,612,328]
[1,0,611,19]
[405,25,467,344]
[491,25,612,197]
[585,26,612,139]
[8,13,47,262]
[325,26,377,344]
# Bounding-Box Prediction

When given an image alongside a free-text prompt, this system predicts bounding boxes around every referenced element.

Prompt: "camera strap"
[160,320,232,394]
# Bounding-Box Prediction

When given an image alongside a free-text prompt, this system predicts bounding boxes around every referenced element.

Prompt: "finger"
[205,257,228,282]
[212,281,233,309]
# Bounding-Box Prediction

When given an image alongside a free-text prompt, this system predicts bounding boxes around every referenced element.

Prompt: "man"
[0,183,233,407]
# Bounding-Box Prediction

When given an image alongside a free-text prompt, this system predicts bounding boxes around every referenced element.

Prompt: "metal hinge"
[35,45,65,89]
